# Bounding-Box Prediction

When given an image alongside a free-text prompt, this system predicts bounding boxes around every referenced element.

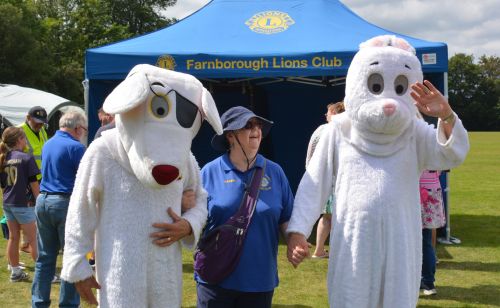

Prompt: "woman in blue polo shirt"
[196,106,294,308]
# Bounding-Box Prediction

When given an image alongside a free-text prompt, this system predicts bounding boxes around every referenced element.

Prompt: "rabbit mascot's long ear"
[102,64,222,188]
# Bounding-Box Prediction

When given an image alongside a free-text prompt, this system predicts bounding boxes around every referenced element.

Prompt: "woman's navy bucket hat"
[211,106,273,152]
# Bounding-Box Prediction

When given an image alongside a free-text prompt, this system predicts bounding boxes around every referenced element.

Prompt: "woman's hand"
[287,233,310,268]
[411,80,456,138]
[150,207,192,247]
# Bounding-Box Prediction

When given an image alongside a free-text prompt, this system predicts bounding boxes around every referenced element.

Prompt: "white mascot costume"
[61,64,223,307]
[287,36,469,307]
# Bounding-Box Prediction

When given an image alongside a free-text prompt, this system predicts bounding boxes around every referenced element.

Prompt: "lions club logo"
[260,175,272,191]
[246,11,295,34]
[156,55,177,70]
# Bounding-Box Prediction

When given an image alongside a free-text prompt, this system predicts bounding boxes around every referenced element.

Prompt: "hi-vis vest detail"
[19,122,47,180]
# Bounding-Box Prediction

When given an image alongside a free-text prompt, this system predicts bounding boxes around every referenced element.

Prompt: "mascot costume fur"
[61,64,223,307]
[287,35,470,307]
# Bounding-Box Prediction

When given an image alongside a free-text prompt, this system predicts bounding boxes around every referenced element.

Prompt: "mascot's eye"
[150,95,170,119]
[394,75,409,95]
[367,73,384,95]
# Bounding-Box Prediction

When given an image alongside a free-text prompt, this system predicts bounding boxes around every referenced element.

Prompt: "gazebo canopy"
[86,0,447,80]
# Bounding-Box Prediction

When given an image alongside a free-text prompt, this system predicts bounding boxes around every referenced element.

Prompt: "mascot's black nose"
[152,165,179,185]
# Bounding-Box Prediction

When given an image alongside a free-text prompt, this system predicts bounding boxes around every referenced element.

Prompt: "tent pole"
[444,72,451,243]
[82,79,89,145]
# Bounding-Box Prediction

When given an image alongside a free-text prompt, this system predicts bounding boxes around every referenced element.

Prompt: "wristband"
[441,112,455,124]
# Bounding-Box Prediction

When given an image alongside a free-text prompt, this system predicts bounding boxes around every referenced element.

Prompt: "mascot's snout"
[152,165,179,185]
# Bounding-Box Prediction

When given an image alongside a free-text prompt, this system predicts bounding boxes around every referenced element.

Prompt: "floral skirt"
[420,186,446,229]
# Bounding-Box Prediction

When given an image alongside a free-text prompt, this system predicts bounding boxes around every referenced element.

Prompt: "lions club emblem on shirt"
[260,175,271,190]
[245,11,295,35]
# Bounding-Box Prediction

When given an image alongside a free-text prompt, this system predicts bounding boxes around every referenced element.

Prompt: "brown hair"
[327,101,345,114]
[0,127,25,172]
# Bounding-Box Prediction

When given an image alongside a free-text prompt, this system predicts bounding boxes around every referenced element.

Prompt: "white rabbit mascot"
[286,35,469,307]
[61,64,223,308]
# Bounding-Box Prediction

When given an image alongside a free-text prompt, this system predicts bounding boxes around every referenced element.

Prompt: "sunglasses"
[243,120,263,130]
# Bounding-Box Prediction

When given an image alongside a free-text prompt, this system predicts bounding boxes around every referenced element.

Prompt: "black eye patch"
[169,90,200,128]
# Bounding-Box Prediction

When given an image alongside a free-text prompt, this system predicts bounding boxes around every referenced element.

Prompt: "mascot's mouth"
[152,165,180,185]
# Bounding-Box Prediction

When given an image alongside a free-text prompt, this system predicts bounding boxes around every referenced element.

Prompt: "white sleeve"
[180,152,208,249]
[416,114,470,172]
[287,123,336,238]
[61,144,104,283]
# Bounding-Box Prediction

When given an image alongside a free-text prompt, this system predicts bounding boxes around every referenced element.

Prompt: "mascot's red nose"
[152,165,179,185]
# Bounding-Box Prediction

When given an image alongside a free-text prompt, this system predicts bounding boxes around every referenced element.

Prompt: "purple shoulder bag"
[194,162,265,284]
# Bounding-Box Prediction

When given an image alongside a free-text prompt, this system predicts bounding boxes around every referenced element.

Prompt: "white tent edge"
[0,84,84,127]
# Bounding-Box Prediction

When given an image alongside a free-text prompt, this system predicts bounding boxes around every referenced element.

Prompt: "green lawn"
[1,132,499,307]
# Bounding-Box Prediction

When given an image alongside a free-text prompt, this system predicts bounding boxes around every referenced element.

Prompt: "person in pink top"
[419,169,445,295]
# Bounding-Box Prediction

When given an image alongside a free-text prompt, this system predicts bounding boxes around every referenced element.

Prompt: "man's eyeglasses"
[243,120,263,130]
[78,126,88,132]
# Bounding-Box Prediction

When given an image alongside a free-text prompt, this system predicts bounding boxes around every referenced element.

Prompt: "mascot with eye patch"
[286,35,470,307]
[61,64,222,307]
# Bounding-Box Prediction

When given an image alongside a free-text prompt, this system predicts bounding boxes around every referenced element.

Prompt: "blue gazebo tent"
[85,0,449,192]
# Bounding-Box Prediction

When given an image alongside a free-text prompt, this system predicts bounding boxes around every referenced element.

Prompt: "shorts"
[3,205,36,224]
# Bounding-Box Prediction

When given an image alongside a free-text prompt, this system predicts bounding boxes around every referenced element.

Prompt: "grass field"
[0,132,499,307]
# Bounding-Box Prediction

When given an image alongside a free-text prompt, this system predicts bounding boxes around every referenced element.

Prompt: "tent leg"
[436,73,460,245]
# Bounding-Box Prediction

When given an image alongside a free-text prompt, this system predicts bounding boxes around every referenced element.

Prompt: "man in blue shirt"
[32,111,87,308]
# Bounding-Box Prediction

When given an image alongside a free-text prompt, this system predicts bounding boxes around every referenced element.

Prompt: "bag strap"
[231,160,266,227]
[245,160,266,220]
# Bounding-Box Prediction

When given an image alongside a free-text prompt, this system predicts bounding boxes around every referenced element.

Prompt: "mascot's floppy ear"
[103,72,149,114]
[201,88,223,135]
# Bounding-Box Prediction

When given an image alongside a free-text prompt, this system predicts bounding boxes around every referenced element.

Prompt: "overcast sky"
[164,0,499,59]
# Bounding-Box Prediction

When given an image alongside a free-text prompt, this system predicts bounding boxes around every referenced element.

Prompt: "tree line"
[1,0,499,131]
[0,0,176,102]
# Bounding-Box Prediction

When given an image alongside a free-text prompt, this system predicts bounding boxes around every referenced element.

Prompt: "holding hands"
[287,233,310,268]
